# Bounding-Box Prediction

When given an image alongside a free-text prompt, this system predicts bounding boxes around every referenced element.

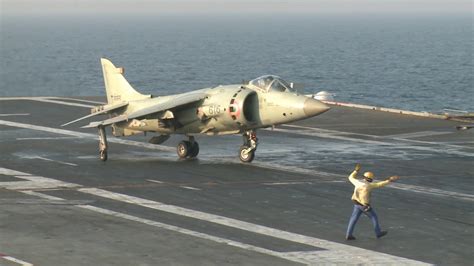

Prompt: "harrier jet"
[63,58,330,162]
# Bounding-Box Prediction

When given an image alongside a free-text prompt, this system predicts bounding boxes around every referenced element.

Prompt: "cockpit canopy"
[248,75,295,93]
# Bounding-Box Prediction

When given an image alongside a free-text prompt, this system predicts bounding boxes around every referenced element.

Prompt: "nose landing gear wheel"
[239,145,255,163]
[240,130,258,163]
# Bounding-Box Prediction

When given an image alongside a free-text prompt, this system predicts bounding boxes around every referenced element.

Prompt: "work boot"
[377,231,388,238]
[346,235,356,240]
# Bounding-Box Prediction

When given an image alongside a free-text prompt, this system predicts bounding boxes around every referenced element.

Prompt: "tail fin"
[101,58,151,104]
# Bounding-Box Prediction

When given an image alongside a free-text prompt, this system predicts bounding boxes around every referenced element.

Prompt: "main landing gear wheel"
[98,126,108,162]
[177,136,199,159]
[189,141,199,157]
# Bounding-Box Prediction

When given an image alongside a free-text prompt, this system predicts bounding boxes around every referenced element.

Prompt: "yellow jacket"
[349,170,390,206]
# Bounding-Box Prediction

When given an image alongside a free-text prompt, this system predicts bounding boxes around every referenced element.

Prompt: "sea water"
[1,14,472,112]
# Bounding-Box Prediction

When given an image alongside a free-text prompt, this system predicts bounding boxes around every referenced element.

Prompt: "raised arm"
[348,163,363,186]
[371,175,400,188]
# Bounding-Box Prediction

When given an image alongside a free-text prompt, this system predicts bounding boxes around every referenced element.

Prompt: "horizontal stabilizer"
[61,102,128,127]
[81,115,127,128]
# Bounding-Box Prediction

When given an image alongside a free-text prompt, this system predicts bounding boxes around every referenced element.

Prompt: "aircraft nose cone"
[303,98,330,117]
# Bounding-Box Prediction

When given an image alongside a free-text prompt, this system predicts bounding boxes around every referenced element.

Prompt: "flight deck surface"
[0,97,473,265]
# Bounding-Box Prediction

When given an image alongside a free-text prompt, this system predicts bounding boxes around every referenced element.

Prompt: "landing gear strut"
[98,126,108,161]
[239,130,258,163]
[177,136,199,159]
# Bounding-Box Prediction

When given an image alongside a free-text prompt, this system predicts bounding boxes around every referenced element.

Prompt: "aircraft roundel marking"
[229,100,241,118]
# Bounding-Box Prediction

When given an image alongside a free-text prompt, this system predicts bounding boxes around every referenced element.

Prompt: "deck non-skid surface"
[0,97,473,265]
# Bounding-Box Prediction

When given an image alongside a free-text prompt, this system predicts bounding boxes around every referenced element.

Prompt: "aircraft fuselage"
[116,84,328,136]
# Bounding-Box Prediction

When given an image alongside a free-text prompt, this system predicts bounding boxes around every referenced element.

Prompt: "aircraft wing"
[82,91,208,128]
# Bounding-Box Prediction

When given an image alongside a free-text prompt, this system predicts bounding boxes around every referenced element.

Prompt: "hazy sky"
[1,0,472,16]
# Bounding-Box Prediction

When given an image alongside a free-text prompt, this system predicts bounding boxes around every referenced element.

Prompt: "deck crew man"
[346,163,399,240]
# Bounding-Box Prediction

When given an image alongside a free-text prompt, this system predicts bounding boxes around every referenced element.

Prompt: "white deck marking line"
[16,137,79,140]
[22,190,428,265]
[180,186,201,191]
[443,141,474,144]
[0,113,30,117]
[22,190,65,200]
[0,120,174,152]
[0,253,34,266]
[0,173,81,190]
[147,179,164,184]
[263,181,312,186]
[46,97,106,105]
[248,160,336,178]
[32,156,78,167]
[281,124,469,150]
[1,121,471,201]
[263,180,344,186]
[384,131,453,139]
[0,168,31,176]
[0,97,95,108]
[20,191,308,265]
[390,183,474,201]
[269,127,474,157]
[33,98,95,108]
[76,206,311,264]
[282,124,376,137]
[389,137,474,150]
[1,167,427,264]
[252,162,474,201]
[78,187,428,264]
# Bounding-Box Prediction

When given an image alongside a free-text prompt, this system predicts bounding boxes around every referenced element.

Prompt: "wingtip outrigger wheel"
[239,130,258,163]
[98,126,108,161]
[99,149,108,161]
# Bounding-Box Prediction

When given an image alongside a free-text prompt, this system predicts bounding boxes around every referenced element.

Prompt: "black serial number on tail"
[111,95,122,101]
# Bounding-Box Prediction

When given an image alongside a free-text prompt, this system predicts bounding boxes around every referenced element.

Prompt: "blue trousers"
[346,204,382,237]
